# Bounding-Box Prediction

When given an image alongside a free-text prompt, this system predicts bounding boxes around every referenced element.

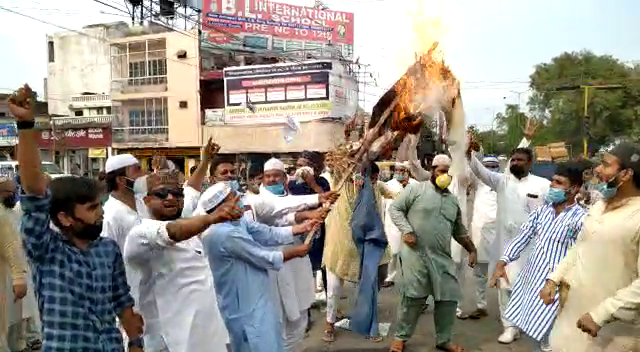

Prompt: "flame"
[390,0,460,134]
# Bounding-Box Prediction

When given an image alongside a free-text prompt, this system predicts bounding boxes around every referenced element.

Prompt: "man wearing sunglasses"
[123,170,240,352]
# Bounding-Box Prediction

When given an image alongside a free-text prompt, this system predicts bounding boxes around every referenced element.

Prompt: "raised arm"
[388,183,420,235]
[468,152,504,191]
[181,186,201,219]
[406,137,431,181]
[243,219,317,247]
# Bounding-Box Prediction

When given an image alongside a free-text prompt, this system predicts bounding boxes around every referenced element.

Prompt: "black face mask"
[2,195,17,209]
[510,164,526,178]
[71,218,103,241]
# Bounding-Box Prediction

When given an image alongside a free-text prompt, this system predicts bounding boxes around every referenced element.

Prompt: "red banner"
[203,0,354,45]
[37,127,112,149]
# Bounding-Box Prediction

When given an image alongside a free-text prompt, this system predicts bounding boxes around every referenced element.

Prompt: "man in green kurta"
[388,156,477,352]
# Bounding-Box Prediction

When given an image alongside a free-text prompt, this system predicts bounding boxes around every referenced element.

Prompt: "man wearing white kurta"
[123,171,229,352]
[255,158,331,352]
[383,162,418,286]
[468,142,550,344]
[466,156,500,319]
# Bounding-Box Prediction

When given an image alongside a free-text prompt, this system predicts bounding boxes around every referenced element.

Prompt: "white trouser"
[283,310,308,352]
[325,270,344,324]
[385,254,399,283]
[498,288,515,328]
[472,263,489,310]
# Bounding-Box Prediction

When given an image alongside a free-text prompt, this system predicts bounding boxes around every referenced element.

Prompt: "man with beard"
[388,159,477,352]
[123,170,235,352]
[8,85,144,352]
[0,176,29,352]
[260,157,336,352]
[490,162,586,352]
[197,182,318,352]
[288,151,332,300]
[467,144,550,344]
[540,142,640,352]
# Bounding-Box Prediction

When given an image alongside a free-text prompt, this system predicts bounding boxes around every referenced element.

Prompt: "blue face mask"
[265,183,286,195]
[394,174,407,182]
[235,197,244,210]
[227,180,240,192]
[594,171,623,200]
[545,187,567,204]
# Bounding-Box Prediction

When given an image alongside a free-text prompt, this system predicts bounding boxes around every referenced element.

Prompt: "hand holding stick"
[304,95,402,245]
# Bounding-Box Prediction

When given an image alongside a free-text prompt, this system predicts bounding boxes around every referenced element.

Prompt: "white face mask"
[133,175,148,196]
[133,175,150,218]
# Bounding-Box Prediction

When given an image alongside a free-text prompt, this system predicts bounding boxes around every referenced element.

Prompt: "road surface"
[301,269,640,352]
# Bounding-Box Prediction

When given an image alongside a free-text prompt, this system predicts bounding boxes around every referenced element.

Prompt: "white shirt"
[469,153,550,287]
[123,219,228,352]
[102,195,142,306]
[246,186,319,322]
[383,178,419,254]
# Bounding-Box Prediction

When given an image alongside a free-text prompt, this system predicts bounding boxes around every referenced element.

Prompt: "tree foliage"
[526,50,640,154]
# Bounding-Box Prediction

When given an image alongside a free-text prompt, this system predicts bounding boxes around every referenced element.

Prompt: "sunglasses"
[149,188,184,200]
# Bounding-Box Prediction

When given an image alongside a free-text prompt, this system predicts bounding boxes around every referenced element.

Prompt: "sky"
[0,0,638,128]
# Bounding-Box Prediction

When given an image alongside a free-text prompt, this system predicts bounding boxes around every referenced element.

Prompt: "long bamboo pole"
[304,95,402,245]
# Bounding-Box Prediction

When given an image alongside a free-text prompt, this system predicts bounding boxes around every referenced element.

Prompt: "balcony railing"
[111,76,168,95]
[112,126,168,143]
[71,94,110,104]
[52,115,114,126]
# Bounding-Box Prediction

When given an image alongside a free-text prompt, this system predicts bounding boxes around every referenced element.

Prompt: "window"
[128,59,167,85]
[106,107,112,115]
[48,41,55,63]
[127,98,168,135]
[272,38,285,52]
[74,110,84,117]
[97,107,104,115]
[0,112,5,117]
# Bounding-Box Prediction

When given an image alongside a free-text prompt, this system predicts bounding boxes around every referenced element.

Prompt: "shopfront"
[37,125,112,176]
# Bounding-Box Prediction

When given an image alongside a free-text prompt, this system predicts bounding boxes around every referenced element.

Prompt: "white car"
[0,161,70,179]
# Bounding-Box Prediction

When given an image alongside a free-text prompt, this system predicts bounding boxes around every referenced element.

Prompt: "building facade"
[110,28,202,173]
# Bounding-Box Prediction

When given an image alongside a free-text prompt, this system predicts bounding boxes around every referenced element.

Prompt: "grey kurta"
[389,181,467,302]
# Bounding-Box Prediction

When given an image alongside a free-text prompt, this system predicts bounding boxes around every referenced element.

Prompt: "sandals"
[436,343,466,352]
[389,339,405,352]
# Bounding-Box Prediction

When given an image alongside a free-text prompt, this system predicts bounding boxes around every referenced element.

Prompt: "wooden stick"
[304,95,402,245]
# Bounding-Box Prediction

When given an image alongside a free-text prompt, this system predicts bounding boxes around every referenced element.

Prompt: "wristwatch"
[128,337,144,349]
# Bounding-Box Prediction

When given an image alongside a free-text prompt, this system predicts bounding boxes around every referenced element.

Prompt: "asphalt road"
[301,268,640,352]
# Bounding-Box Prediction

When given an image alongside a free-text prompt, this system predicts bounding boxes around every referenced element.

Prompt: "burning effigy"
[326,41,465,188]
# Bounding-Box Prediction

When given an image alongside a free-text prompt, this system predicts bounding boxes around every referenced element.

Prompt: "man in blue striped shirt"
[490,162,587,352]
[8,86,144,352]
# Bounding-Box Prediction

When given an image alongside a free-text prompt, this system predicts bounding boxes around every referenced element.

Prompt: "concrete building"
[46,23,128,116]
[109,27,201,173]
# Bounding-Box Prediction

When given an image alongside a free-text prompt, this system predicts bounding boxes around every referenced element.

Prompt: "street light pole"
[553,84,624,157]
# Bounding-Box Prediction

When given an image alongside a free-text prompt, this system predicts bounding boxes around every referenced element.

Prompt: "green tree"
[527,50,640,154]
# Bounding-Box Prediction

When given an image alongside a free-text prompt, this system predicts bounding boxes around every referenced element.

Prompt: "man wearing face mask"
[9,86,144,352]
[539,142,640,352]
[124,170,236,352]
[382,162,418,287]
[252,157,337,352]
[467,141,550,344]
[102,153,145,251]
[388,159,477,352]
[466,156,500,320]
[490,162,586,352]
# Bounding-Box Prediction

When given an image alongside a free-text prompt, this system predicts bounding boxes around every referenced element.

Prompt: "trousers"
[472,263,489,309]
[395,296,456,346]
[325,266,388,324]
[498,288,515,328]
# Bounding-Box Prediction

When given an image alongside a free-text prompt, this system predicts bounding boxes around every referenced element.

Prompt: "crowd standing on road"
[0,84,639,352]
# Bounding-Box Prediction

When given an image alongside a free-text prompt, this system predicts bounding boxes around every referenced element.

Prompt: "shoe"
[456,308,469,319]
[468,308,489,319]
[539,341,552,352]
[497,327,520,344]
